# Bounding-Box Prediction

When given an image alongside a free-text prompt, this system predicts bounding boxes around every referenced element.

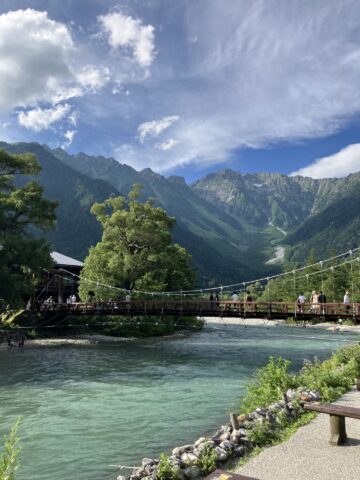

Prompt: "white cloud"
[98,11,156,68]
[116,0,360,173]
[155,138,179,151]
[138,116,180,143]
[18,104,71,132]
[62,129,77,148]
[291,144,360,178]
[76,65,110,91]
[0,9,75,111]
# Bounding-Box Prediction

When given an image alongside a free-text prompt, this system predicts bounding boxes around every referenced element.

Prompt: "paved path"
[237,386,360,480]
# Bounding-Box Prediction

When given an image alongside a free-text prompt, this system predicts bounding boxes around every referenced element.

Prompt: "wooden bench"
[204,469,259,480]
[304,403,360,445]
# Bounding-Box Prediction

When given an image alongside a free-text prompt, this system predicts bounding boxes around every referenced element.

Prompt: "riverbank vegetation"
[0,419,21,480]
[235,344,360,460]
[151,345,360,480]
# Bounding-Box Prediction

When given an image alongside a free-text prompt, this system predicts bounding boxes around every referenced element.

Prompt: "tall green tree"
[0,150,57,306]
[79,185,196,300]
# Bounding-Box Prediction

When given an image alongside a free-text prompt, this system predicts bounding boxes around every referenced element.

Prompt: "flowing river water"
[0,323,358,480]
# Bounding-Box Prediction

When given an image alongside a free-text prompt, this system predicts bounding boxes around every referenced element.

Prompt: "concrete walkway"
[236,386,360,480]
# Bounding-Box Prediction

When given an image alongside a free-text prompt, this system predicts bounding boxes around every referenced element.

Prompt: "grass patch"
[231,344,360,471]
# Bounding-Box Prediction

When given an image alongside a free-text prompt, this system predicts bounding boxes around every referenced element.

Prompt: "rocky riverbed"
[120,387,321,480]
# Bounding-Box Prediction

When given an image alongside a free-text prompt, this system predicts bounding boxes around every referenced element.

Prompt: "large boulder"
[183,466,201,479]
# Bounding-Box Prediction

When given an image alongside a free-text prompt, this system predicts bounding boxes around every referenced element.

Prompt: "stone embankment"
[118,387,320,480]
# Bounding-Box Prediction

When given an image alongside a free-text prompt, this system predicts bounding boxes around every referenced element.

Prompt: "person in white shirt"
[297,293,306,313]
[343,291,350,304]
[231,292,239,301]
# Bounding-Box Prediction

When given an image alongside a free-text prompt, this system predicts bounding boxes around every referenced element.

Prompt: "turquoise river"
[0,323,358,480]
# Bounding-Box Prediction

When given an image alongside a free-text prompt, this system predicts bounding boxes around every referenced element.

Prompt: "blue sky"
[1,0,360,182]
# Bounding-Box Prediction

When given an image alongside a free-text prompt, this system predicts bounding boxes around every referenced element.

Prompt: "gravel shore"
[205,317,360,333]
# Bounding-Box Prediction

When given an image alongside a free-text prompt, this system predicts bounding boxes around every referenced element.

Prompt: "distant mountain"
[192,169,360,263]
[285,182,360,262]
[0,142,117,260]
[50,148,271,284]
[2,141,359,285]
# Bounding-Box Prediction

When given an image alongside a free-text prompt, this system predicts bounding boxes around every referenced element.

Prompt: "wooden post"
[230,412,239,430]
[329,415,347,445]
[357,379,360,391]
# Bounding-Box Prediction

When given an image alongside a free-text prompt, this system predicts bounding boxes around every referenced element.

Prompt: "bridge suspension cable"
[43,246,360,297]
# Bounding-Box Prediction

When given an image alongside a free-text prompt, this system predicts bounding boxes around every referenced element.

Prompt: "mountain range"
[1,140,359,286]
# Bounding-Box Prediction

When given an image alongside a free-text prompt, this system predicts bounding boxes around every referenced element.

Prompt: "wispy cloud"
[291,144,360,178]
[156,138,179,151]
[137,116,179,143]
[62,129,77,148]
[98,11,156,68]
[18,104,71,131]
[114,0,360,172]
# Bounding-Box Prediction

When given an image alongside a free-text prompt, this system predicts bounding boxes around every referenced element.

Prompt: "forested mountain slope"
[0,142,118,260]
[2,141,359,285]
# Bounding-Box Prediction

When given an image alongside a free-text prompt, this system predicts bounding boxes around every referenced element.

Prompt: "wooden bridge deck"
[33,300,360,322]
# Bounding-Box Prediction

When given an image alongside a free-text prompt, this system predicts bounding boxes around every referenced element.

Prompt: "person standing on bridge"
[296,292,306,313]
[309,291,319,313]
[343,291,350,312]
[318,291,326,314]
[231,291,239,302]
[125,292,131,311]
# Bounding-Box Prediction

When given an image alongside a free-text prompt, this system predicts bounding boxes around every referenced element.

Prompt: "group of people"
[208,291,253,302]
[296,290,352,314]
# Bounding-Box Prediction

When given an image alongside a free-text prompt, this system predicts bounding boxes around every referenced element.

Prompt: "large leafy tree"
[79,185,196,300]
[0,150,57,306]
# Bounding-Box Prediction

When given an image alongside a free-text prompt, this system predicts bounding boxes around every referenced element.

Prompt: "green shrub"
[196,444,217,475]
[156,453,178,480]
[240,357,297,413]
[0,418,21,480]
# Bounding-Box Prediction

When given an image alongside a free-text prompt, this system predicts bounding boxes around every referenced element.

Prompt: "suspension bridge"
[3,246,360,328]
[34,299,360,321]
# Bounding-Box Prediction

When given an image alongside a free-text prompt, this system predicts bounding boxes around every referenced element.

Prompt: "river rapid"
[0,323,358,480]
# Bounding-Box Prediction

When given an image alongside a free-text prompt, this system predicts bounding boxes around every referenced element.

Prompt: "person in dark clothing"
[318,291,327,314]
[318,291,326,303]
[215,292,220,306]
[209,293,214,302]
[246,291,252,302]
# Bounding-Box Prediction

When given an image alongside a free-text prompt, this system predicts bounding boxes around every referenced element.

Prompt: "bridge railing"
[34,300,360,319]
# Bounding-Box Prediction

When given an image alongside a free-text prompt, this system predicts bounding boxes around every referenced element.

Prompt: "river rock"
[237,414,247,423]
[215,446,228,462]
[300,392,312,402]
[230,430,241,444]
[233,445,246,457]
[265,411,276,424]
[285,388,296,402]
[171,466,186,480]
[130,474,143,480]
[184,466,201,479]
[219,432,230,441]
[255,407,267,416]
[181,452,198,464]
[117,476,127,480]
[142,458,154,467]
[194,437,206,447]
[220,440,233,450]
[309,390,320,401]
[172,447,182,457]
[238,437,251,447]
[248,411,262,421]
[193,440,215,457]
